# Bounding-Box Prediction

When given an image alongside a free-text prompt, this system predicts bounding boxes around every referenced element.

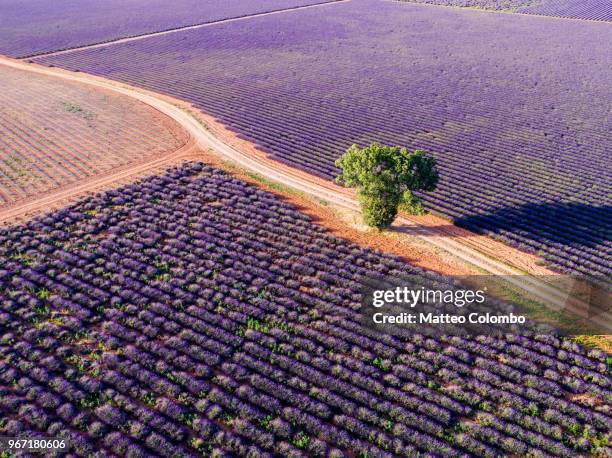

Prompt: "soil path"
[1,56,608,332]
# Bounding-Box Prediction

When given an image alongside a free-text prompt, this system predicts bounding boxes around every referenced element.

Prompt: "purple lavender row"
[2,162,610,457]
[396,0,541,11]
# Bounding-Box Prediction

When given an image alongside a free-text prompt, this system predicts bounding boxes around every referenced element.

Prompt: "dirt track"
[1,56,608,332]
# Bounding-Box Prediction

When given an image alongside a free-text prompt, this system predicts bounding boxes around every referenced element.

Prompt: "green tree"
[335,143,439,229]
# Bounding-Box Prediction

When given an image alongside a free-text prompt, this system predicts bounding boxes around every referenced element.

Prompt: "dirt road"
[1,56,608,332]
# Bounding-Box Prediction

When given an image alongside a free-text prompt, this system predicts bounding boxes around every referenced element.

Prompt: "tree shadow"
[456,201,611,319]
[453,201,611,251]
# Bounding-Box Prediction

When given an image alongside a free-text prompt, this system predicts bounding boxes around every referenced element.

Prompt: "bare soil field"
[0,64,189,207]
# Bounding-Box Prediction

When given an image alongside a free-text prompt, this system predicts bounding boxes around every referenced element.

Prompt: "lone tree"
[335,143,439,229]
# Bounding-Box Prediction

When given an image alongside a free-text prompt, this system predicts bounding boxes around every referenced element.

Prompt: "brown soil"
[407,213,554,276]
[0,63,189,207]
[0,139,199,226]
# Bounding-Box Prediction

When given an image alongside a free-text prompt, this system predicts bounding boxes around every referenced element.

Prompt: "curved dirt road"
[1,56,608,332]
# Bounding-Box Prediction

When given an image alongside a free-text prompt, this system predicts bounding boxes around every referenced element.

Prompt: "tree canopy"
[336,143,439,229]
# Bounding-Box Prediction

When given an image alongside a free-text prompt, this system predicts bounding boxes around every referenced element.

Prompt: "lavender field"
[0,0,339,58]
[397,0,540,11]
[518,0,612,21]
[1,162,610,456]
[36,0,612,282]
[399,0,612,21]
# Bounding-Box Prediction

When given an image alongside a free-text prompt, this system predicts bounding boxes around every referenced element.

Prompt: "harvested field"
[35,0,612,282]
[0,0,342,58]
[0,64,188,207]
[1,162,610,457]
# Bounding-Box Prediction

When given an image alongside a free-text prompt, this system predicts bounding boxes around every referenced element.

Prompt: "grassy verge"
[478,279,611,353]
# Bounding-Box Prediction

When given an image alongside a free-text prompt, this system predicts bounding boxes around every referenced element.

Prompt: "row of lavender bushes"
[1,162,610,457]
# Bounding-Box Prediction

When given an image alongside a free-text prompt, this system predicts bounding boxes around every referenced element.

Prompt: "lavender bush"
[35,0,612,282]
[0,162,610,456]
